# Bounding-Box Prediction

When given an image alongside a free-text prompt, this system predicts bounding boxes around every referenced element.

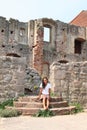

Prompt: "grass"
[70,102,84,113]
[33,109,54,117]
[0,99,21,117]
[0,109,21,117]
[0,99,14,109]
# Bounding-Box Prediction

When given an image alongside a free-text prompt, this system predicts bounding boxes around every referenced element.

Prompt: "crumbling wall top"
[42,18,57,25]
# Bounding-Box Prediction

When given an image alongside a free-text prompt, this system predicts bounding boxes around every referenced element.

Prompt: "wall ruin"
[50,61,87,108]
[28,18,87,76]
[0,17,87,76]
[0,56,41,102]
[0,16,87,107]
[0,17,31,65]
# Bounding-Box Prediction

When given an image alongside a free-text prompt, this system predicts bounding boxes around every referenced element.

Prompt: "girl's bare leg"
[46,98,50,109]
[43,96,46,110]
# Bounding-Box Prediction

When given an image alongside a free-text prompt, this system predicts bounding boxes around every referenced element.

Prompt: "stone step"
[6,106,75,116]
[6,107,40,115]
[14,101,68,108]
[6,96,76,116]
[18,96,63,102]
[51,106,76,115]
[14,102,27,107]
[50,101,68,108]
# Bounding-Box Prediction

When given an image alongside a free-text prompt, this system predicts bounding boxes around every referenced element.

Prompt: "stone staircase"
[7,96,76,116]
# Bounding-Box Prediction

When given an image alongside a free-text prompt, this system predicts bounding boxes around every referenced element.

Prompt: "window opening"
[2,44,5,48]
[1,29,4,33]
[44,27,50,42]
[74,39,82,54]
[20,28,25,36]
[10,31,13,34]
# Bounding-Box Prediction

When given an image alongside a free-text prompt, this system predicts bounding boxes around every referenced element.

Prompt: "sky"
[0,0,87,23]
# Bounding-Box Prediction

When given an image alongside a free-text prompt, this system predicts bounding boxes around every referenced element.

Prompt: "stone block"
[3,74,12,82]
[54,70,66,80]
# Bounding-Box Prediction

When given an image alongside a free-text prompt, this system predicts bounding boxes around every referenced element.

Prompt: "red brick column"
[33,26,44,75]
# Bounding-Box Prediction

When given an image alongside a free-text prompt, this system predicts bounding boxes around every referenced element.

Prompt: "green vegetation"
[33,109,54,117]
[0,109,21,117]
[34,86,38,90]
[0,99,14,109]
[50,91,57,97]
[0,99,21,117]
[19,94,26,97]
[71,102,84,113]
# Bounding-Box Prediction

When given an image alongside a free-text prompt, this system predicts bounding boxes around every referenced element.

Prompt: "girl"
[38,77,51,110]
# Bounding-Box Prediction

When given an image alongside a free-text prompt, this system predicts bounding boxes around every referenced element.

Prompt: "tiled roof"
[70,10,87,27]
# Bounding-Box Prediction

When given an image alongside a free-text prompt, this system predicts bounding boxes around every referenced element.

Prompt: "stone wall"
[56,21,87,62]
[0,17,28,45]
[50,61,87,108]
[0,17,30,65]
[0,56,41,102]
[0,16,87,107]
[0,43,31,65]
[0,17,87,77]
[29,18,87,77]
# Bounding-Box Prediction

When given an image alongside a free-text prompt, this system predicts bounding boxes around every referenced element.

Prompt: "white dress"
[40,83,51,95]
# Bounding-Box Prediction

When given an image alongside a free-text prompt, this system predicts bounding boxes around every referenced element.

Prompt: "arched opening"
[74,38,85,54]
[6,53,21,57]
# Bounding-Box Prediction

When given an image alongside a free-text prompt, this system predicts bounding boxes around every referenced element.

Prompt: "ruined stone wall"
[0,17,30,64]
[28,19,44,75]
[43,20,87,64]
[42,19,57,77]
[42,18,56,51]
[50,61,87,108]
[0,17,9,44]
[33,19,44,75]
[30,18,87,77]
[0,17,28,45]
[0,43,30,65]
[0,17,87,77]
[28,20,35,67]
[56,20,87,61]
[0,17,87,105]
[0,56,41,102]
[28,18,57,76]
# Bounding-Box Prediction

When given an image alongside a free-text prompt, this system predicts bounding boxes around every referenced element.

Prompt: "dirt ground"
[0,112,87,130]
